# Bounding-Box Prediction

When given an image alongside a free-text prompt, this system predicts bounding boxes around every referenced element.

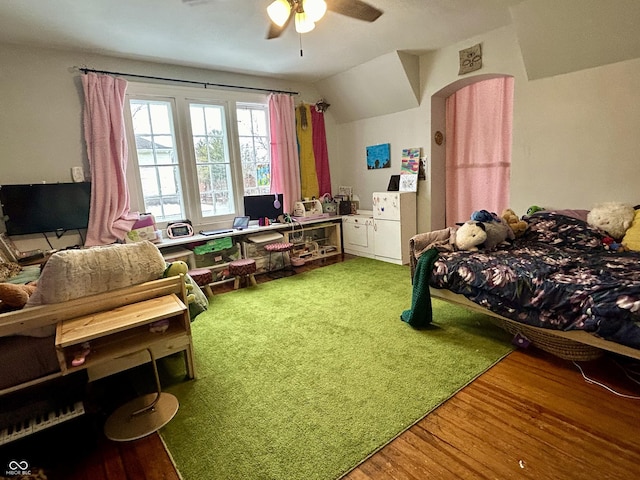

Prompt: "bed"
[408,211,640,361]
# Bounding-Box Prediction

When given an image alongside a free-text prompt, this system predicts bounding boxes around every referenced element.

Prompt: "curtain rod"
[76,67,299,96]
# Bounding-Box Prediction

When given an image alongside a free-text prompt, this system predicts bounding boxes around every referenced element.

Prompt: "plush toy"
[587,202,635,241]
[484,220,515,250]
[163,261,196,304]
[454,221,487,251]
[471,209,499,223]
[501,208,527,238]
[0,282,37,309]
[527,205,545,216]
[602,236,628,253]
[454,220,514,252]
[163,260,209,321]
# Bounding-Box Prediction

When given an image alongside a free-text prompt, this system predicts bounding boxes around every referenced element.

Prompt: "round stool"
[229,258,257,290]
[264,242,295,277]
[188,268,214,297]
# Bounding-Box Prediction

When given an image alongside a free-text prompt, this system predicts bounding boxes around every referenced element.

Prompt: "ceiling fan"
[266,0,383,39]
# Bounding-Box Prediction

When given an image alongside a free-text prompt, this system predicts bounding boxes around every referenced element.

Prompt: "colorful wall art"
[366,143,391,169]
[400,147,421,192]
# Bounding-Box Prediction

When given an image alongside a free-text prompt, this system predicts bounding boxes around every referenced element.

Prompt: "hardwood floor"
[344,348,640,480]
[2,254,640,479]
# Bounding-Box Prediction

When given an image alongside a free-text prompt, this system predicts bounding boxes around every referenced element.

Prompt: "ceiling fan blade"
[328,0,383,22]
[266,9,294,39]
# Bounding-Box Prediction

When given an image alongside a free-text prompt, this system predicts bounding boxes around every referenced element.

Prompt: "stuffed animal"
[455,220,514,252]
[587,202,635,241]
[483,220,515,250]
[471,209,499,223]
[163,260,209,321]
[0,282,37,309]
[454,221,487,251]
[501,208,527,238]
[526,205,545,216]
[602,236,628,253]
[163,261,196,304]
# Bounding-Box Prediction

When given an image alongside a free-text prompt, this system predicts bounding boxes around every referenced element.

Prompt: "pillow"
[21,241,167,337]
[622,209,640,251]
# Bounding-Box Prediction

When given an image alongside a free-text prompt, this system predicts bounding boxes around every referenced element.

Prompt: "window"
[189,103,234,217]
[125,84,271,227]
[129,99,184,222]
[237,104,271,196]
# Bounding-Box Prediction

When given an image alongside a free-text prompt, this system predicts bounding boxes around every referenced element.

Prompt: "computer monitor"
[0,182,91,235]
[243,194,284,221]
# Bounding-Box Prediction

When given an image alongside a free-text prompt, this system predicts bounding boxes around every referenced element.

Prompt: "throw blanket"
[401,248,439,328]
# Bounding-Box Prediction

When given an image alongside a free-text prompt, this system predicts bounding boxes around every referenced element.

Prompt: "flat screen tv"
[243,194,284,221]
[0,182,91,235]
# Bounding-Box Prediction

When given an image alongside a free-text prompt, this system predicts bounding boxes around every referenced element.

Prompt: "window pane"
[129,99,185,221]
[252,111,267,136]
[236,108,252,136]
[237,105,270,195]
[189,103,235,218]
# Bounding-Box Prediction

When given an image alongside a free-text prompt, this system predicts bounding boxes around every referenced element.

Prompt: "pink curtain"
[310,108,332,196]
[82,73,138,246]
[445,77,514,226]
[269,93,301,213]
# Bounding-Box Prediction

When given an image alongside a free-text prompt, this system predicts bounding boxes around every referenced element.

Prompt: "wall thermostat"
[166,221,194,238]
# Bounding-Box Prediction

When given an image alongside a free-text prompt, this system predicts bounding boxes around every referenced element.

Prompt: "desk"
[156,215,340,249]
[155,216,342,287]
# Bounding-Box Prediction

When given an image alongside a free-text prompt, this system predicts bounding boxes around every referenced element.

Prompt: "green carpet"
[160,257,513,480]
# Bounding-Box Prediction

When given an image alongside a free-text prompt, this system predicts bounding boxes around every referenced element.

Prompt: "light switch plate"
[71,166,85,182]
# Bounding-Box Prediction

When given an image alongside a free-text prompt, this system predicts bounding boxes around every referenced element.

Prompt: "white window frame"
[124,82,270,230]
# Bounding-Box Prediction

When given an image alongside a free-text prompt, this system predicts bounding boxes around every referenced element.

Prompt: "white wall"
[0,43,327,251]
[333,25,640,233]
[333,108,425,210]
[3,23,640,248]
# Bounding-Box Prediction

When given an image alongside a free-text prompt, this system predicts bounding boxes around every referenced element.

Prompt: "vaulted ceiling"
[0,0,522,83]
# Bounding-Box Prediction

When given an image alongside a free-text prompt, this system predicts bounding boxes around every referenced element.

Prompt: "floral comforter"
[430,212,640,348]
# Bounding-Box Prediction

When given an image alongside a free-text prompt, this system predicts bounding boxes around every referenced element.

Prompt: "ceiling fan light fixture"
[303,0,327,23]
[267,0,291,27]
[294,11,315,34]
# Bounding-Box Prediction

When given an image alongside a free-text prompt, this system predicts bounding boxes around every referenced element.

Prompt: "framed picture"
[338,186,353,200]
[366,143,391,169]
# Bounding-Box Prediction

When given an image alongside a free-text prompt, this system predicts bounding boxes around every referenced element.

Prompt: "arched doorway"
[429,74,514,229]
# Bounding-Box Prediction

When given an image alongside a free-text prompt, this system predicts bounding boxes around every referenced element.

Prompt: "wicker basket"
[487,317,603,361]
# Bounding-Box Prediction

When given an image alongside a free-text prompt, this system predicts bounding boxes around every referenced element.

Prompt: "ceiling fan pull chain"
[299,33,304,57]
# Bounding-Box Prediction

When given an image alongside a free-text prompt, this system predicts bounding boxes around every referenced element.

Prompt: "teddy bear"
[0,282,37,309]
[501,208,527,238]
[586,202,635,241]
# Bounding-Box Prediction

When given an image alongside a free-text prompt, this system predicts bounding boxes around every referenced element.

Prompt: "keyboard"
[199,229,233,236]
[0,400,85,446]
